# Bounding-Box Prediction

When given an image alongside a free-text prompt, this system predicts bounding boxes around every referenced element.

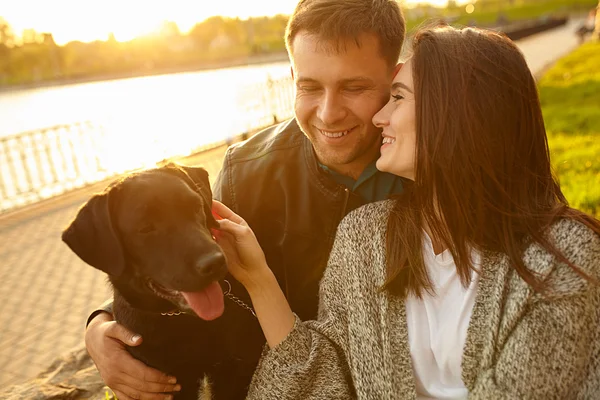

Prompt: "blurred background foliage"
[0,14,290,86]
[0,0,597,88]
[539,40,600,217]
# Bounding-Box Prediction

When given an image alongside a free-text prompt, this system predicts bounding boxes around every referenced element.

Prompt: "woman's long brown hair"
[384,25,600,298]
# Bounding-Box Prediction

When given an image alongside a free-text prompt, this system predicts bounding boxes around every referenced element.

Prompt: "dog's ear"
[179,165,218,229]
[61,190,126,276]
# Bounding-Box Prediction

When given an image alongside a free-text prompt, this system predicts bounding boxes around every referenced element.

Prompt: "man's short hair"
[285,0,406,68]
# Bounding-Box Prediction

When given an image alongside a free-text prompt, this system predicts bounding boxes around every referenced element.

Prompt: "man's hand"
[85,312,181,400]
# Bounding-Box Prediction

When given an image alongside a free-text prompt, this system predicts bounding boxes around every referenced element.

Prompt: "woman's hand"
[212,200,296,348]
[212,200,270,291]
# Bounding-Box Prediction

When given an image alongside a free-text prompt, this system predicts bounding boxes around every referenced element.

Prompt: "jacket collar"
[302,132,348,198]
[384,291,418,399]
[461,251,510,388]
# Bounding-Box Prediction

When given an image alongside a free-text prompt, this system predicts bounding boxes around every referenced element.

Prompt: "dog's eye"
[138,224,156,234]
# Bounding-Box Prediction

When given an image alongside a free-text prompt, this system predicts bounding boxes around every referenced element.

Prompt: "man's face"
[290,31,395,177]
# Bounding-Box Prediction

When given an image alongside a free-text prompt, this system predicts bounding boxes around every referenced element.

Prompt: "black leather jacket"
[87,119,362,323]
[213,118,366,320]
[85,119,374,397]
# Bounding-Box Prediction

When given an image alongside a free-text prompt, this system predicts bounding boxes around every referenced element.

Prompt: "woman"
[214,26,600,399]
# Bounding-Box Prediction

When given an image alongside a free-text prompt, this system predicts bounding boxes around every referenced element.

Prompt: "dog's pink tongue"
[181,282,224,321]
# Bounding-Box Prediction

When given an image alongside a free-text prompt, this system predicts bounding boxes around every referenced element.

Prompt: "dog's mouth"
[146,279,225,321]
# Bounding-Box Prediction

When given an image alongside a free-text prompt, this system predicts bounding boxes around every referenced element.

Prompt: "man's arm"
[85,298,113,328]
[85,304,180,400]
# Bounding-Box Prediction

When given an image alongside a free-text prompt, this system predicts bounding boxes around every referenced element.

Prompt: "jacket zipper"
[340,187,350,221]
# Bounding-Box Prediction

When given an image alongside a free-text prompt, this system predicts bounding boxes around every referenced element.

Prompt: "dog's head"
[62,163,228,320]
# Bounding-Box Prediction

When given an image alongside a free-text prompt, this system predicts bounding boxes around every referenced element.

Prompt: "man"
[85,0,406,398]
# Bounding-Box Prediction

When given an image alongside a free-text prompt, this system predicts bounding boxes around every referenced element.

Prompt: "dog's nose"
[195,252,226,277]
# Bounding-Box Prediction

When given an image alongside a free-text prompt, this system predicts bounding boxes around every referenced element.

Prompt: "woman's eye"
[391,94,404,102]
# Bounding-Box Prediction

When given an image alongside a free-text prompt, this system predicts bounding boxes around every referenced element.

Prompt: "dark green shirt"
[320,161,405,202]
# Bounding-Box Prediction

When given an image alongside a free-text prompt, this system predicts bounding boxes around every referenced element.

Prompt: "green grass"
[405,0,597,32]
[539,41,600,217]
[454,0,596,26]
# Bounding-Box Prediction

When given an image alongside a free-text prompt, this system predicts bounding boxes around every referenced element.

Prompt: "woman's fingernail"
[174,384,182,391]
[168,377,177,384]
[131,334,141,343]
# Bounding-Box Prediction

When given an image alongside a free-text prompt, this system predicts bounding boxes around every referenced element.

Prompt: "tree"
[0,13,292,87]
[0,18,14,82]
[22,28,42,44]
[0,17,15,47]
[593,1,600,41]
[159,21,181,38]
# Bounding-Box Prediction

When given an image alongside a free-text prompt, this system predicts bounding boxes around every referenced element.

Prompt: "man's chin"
[313,145,351,165]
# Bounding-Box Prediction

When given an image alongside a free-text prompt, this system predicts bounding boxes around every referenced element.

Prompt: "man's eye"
[345,87,366,93]
[299,86,319,92]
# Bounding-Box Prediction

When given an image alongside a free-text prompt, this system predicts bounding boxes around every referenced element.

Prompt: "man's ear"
[176,165,218,229]
[62,190,126,276]
[290,65,294,80]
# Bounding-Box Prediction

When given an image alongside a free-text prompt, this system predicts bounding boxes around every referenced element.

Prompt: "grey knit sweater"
[247,200,600,400]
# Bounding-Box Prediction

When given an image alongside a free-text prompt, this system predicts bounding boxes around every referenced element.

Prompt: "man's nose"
[316,91,347,125]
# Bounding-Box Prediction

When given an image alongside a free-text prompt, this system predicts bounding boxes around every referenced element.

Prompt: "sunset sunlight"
[2,0,302,45]
[1,0,598,394]
[1,0,455,45]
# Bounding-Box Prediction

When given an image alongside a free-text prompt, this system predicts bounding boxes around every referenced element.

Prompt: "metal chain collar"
[160,310,185,316]
[223,279,257,318]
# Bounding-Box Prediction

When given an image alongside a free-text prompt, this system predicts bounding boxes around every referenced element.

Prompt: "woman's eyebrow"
[392,81,413,93]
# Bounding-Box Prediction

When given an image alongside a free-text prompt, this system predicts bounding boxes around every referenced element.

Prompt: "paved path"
[0,148,227,387]
[0,17,587,388]
[515,17,585,77]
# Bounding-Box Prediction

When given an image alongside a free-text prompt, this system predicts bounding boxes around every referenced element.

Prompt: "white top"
[405,233,480,400]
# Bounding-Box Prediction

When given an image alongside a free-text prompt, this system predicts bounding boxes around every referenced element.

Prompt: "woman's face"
[372,60,417,181]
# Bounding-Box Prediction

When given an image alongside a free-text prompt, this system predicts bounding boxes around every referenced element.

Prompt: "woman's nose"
[372,102,391,128]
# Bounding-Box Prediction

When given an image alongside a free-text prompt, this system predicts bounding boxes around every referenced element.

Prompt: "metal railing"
[0,122,108,211]
[0,76,295,214]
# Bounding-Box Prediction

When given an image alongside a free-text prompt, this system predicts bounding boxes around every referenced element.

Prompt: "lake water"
[0,61,296,212]
[0,60,295,141]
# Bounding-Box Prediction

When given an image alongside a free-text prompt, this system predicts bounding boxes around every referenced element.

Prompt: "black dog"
[62,164,264,400]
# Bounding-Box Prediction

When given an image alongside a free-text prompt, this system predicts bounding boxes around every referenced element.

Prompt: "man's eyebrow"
[296,76,376,85]
[339,77,376,85]
[296,77,319,83]
[392,81,413,93]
